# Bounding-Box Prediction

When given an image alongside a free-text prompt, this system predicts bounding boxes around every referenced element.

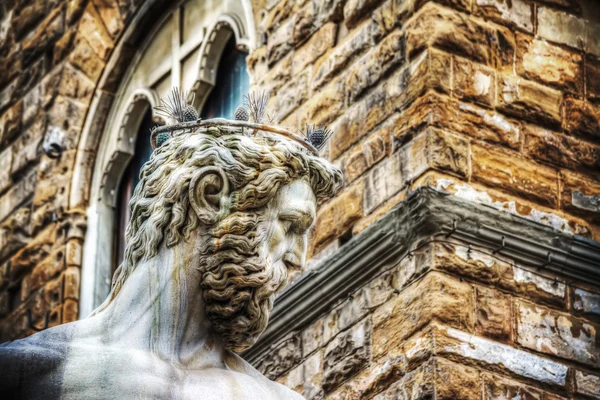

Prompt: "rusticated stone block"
[517,34,583,94]
[313,182,364,251]
[343,0,382,28]
[292,22,337,75]
[364,151,403,214]
[57,63,95,104]
[302,349,325,399]
[372,359,434,400]
[575,370,600,399]
[405,324,568,386]
[312,20,374,90]
[302,318,325,357]
[92,0,124,38]
[400,127,470,183]
[586,54,600,102]
[53,27,76,66]
[496,75,562,128]
[433,243,567,308]
[561,171,600,221]
[344,124,391,183]
[405,2,515,71]
[524,123,600,172]
[69,36,105,82]
[256,334,302,380]
[372,272,473,358]
[63,298,78,323]
[475,0,533,32]
[434,358,481,400]
[63,266,80,301]
[272,70,309,121]
[0,147,12,193]
[453,56,495,107]
[301,78,345,126]
[538,7,586,49]
[268,19,294,66]
[472,144,558,208]
[516,299,600,368]
[22,8,64,65]
[78,3,114,60]
[564,97,600,139]
[573,288,600,320]
[346,30,405,102]
[483,373,543,400]
[257,54,290,96]
[475,286,511,342]
[322,318,371,393]
[0,168,37,223]
[11,0,45,39]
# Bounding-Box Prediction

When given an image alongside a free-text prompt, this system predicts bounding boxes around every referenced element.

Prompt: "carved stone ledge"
[243,186,600,364]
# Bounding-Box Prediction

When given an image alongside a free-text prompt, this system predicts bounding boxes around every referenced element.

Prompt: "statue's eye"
[279,209,314,234]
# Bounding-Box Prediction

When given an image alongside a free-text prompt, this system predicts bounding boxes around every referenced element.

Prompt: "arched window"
[79,0,254,317]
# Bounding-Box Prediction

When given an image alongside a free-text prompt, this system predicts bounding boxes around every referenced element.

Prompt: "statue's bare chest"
[56,345,279,400]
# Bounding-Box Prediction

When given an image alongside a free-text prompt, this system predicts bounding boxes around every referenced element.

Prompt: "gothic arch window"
[77,0,254,317]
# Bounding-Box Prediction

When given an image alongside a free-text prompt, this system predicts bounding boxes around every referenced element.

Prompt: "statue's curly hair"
[98,126,342,349]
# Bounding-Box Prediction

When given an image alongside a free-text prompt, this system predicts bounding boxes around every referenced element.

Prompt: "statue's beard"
[199,213,288,352]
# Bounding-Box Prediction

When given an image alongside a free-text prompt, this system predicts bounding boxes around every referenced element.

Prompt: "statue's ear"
[189,167,230,223]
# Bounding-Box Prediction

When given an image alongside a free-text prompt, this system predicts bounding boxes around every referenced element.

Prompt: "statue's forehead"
[276,180,317,210]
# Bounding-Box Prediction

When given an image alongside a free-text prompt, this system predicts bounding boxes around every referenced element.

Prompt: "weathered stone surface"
[78,3,114,60]
[475,0,533,32]
[314,182,364,251]
[322,318,371,393]
[472,144,558,208]
[69,36,105,81]
[483,373,543,400]
[302,349,325,399]
[564,97,600,139]
[11,0,45,39]
[516,299,600,367]
[292,22,336,75]
[373,272,473,358]
[401,127,470,183]
[344,124,391,183]
[268,19,294,66]
[405,2,515,71]
[344,0,382,29]
[0,147,13,193]
[312,20,374,89]
[476,286,511,342]
[272,70,308,120]
[372,359,434,400]
[92,0,124,38]
[538,7,586,49]
[573,288,600,319]
[561,170,600,220]
[301,78,345,127]
[346,30,405,102]
[22,8,64,65]
[0,206,31,263]
[517,34,583,94]
[575,370,600,399]
[453,56,495,107]
[364,150,403,213]
[434,358,481,400]
[256,334,302,380]
[0,168,36,223]
[524,123,600,172]
[586,54,600,102]
[433,243,567,307]
[496,75,562,128]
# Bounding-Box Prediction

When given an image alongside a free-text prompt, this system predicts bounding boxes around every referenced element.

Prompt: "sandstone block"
[434,358,481,400]
[343,0,382,28]
[455,101,521,149]
[405,3,515,71]
[272,71,308,121]
[517,34,583,94]
[372,272,473,358]
[58,63,95,103]
[573,288,600,320]
[561,171,600,220]
[11,0,45,39]
[400,127,470,184]
[373,359,434,400]
[256,335,302,380]
[363,150,403,213]
[92,0,124,38]
[475,0,533,32]
[313,182,364,251]
[524,123,600,172]
[538,7,586,49]
[0,169,36,223]
[0,147,13,193]
[516,299,600,367]
[475,286,511,342]
[323,318,371,394]
[564,97,600,140]
[301,78,345,127]
[471,144,558,208]
[586,54,600,102]
[257,54,290,96]
[575,370,600,399]
[482,373,543,400]
[69,36,106,82]
[312,20,374,90]
[496,75,562,128]
[63,298,78,323]
[302,318,324,357]
[63,266,80,300]
[78,3,114,60]
[346,30,405,102]
[453,56,495,107]
[292,22,337,75]
[302,349,325,399]
[22,8,64,65]
[344,124,391,183]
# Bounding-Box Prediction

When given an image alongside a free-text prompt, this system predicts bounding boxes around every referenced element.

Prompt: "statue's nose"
[283,235,306,270]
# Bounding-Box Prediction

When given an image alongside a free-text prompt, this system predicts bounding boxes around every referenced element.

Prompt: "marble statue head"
[106,124,343,351]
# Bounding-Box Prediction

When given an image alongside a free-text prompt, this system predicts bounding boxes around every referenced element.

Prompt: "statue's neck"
[93,243,226,369]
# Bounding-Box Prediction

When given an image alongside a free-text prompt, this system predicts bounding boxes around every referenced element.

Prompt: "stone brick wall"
[0,0,599,397]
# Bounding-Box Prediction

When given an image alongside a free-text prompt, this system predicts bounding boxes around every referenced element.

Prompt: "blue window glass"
[201,36,250,119]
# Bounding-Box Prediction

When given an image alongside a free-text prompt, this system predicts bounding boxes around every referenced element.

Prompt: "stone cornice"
[243,187,600,363]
